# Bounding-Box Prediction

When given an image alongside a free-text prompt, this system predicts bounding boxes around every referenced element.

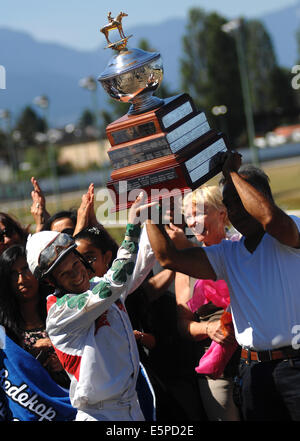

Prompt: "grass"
[1,157,300,244]
[263,161,300,211]
[208,158,300,211]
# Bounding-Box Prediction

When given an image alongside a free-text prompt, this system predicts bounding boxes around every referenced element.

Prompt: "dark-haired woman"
[0,245,75,420]
[0,212,27,256]
[74,226,118,277]
[0,245,70,388]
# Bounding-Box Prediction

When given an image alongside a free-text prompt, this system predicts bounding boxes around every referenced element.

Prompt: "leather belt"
[241,346,300,363]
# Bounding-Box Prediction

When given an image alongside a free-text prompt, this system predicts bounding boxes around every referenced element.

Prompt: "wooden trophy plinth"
[107,132,231,211]
[106,93,197,147]
[104,93,230,211]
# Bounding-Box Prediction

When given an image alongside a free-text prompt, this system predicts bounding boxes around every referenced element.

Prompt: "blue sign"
[0,336,76,421]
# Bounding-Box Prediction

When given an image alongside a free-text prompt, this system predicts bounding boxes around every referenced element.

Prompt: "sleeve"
[124,225,155,299]
[202,241,227,281]
[46,223,143,336]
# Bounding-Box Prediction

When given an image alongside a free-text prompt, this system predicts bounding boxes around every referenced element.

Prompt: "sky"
[0,0,298,51]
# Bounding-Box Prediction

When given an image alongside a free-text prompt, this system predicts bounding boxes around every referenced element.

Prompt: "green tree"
[269,67,299,124]
[0,129,8,159]
[244,20,278,114]
[21,144,73,180]
[180,8,297,144]
[15,106,47,147]
[180,9,245,144]
[23,146,49,178]
[78,109,95,129]
[244,19,298,126]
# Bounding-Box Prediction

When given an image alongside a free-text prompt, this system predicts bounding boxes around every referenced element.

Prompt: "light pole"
[79,76,105,161]
[33,95,60,209]
[222,18,259,166]
[79,76,100,132]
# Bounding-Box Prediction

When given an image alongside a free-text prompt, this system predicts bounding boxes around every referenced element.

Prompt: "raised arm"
[47,194,157,334]
[73,183,113,238]
[222,152,300,248]
[30,177,50,232]
[73,183,94,236]
[145,218,216,280]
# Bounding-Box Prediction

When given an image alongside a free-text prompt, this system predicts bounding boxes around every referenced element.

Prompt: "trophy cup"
[98,12,231,211]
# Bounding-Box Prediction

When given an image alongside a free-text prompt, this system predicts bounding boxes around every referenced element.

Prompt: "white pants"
[75,393,145,421]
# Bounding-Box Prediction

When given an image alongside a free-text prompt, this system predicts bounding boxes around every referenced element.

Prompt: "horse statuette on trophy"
[100,11,132,50]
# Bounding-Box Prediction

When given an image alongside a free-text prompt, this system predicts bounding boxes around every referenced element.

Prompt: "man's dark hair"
[219,164,274,202]
[42,210,77,232]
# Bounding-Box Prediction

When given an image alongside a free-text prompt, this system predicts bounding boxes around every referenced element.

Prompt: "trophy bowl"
[98,48,164,115]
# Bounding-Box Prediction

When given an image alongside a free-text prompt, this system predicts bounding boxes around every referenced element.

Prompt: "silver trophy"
[97,12,230,211]
[98,11,164,115]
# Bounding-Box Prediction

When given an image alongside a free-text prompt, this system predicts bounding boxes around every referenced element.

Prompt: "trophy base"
[108,176,191,212]
[110,129,218,181]
[107,132,230,212]
[106,94,197,147]
[103,92,230,212]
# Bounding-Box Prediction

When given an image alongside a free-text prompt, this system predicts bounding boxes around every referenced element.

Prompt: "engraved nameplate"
[108,137,171,169]
[162,101,193,129]
[114,169,178,193]
[185,138,227,183]
[170,122,210,154]
[111,121,157,144]
[166,112,207,144]
[109,121,211,170]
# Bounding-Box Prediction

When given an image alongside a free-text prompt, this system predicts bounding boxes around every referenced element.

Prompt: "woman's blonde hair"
[182,185,230,227]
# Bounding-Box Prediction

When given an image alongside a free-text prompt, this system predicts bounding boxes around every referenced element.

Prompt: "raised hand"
[30,176,50,232]
[73,183,95,235]
[221,151,242,179]
[128,192,158,225]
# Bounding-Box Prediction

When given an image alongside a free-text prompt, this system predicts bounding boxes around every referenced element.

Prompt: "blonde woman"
[174,186,241,421]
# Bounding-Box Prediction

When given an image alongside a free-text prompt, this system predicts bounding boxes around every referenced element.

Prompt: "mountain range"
[0,2,299,127]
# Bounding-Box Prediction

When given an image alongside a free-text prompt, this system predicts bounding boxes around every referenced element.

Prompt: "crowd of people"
[0,151,300,422]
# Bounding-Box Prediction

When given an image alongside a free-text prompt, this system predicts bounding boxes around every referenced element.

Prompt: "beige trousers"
[197,376,240,421]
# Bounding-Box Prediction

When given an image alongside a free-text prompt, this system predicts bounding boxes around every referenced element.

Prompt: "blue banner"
[0,336,76,421]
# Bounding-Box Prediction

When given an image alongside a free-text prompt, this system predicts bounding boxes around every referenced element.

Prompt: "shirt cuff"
[125,223,141,240]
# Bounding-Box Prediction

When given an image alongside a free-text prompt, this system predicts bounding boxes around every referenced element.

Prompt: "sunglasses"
[0,226,14,243]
